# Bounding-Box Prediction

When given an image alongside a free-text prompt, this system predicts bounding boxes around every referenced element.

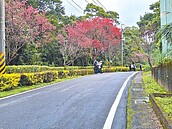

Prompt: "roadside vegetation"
[156,97,172,120]
[143,71,172,125]
[0,65,130,98]
[126,85,133,129]
[142,71,167,95]
[127,71,168,129]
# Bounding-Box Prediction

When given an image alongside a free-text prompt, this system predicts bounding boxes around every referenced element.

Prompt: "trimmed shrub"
[19,71,58,86]
[20,73,44,86]
[103,67,129,73]
[58,70,69,79]
[6,65,60,73]
[68,70,76,77]
[42,71,58,83]
[0,74,21,91]
[6,65,91,73]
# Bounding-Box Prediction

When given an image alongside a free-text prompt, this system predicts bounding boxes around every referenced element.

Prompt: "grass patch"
[0,76,80,98]
[143,72,172,124]
[156,97,172,120]
[142,71,167,95]
[126,83,134,129]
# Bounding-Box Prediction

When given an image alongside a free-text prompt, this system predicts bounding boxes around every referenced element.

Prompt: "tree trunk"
[147,56,152,68]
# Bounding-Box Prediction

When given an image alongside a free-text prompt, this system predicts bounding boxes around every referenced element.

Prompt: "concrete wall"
[152,62,172,92]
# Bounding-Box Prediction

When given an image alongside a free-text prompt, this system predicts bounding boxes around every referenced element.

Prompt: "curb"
[149,93,172,129]
[128,72,163,129]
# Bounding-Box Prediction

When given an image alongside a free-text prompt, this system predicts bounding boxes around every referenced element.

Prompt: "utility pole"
[0,0,5,74]
[121,29,123,66]
[120,23,124,66]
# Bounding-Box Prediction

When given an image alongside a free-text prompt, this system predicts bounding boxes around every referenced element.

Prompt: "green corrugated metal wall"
[160,0,172,53]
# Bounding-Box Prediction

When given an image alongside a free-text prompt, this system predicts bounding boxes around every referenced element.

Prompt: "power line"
[66,0,83,14]
[84,0,89,4]
[92,0,99,6]
[71,0,84,11]
[96,0,108,11]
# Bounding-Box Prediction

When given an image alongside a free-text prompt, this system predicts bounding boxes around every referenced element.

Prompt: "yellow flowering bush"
[0,74,21,91]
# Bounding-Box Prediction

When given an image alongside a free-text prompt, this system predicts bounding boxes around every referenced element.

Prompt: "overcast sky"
[62,0,159,27]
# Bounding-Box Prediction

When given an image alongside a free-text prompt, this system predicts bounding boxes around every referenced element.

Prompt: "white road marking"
[0,79,77,101]
[0,82,63,101]
[103,72,138,129]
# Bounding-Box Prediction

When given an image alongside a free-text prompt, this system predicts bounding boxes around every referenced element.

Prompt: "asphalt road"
[0,72,136,129]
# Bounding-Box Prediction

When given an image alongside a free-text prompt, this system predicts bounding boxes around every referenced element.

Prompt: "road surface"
[0,72,136,129]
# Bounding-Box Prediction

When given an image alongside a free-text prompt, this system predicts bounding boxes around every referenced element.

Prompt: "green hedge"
[6,65,61,73]
[19,71,58,86]
[6,65,93,73]
[6,65,115,74]
[103,67,129,72]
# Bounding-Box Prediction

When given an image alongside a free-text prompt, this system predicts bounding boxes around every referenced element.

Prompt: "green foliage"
[123,26,144,65]
[6,65,93,73]
[152,48,172,66]
[6,65,59,73]
[57,70,69,79]
[142,65,151,72]
[20,71,58,86]
[137,1,160,33]
[143,72,172,121]
[27,0,65,16]
[45,13,60,27]
[142,72,167,95]
[40,42,63,66]
[137,13,155,31]
[84,3,107,18]
[136,1,160,68]
[10,44,42,65]
[20,73,44,86]
[61,15,78,26]
[156,97,172,119]
[83,3,119,21]
[126,83,134,129]
[103,66,129,72]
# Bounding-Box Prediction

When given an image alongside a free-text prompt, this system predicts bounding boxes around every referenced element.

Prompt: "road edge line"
[103,72,138,129]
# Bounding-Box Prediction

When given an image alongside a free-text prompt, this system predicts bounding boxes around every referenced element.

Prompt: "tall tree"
[123,26,144,65]
[11,44,42,65]
[83,3,119,22]
[27,0,66,29]
[5,0,55,64]
[137,1,160,67]
[40,41,63,66]
[58,17,121,66]
[27,0,65,16]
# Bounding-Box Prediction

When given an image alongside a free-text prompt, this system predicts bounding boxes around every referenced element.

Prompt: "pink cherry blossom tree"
[5,0,56,64]
[58,17,121,66]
